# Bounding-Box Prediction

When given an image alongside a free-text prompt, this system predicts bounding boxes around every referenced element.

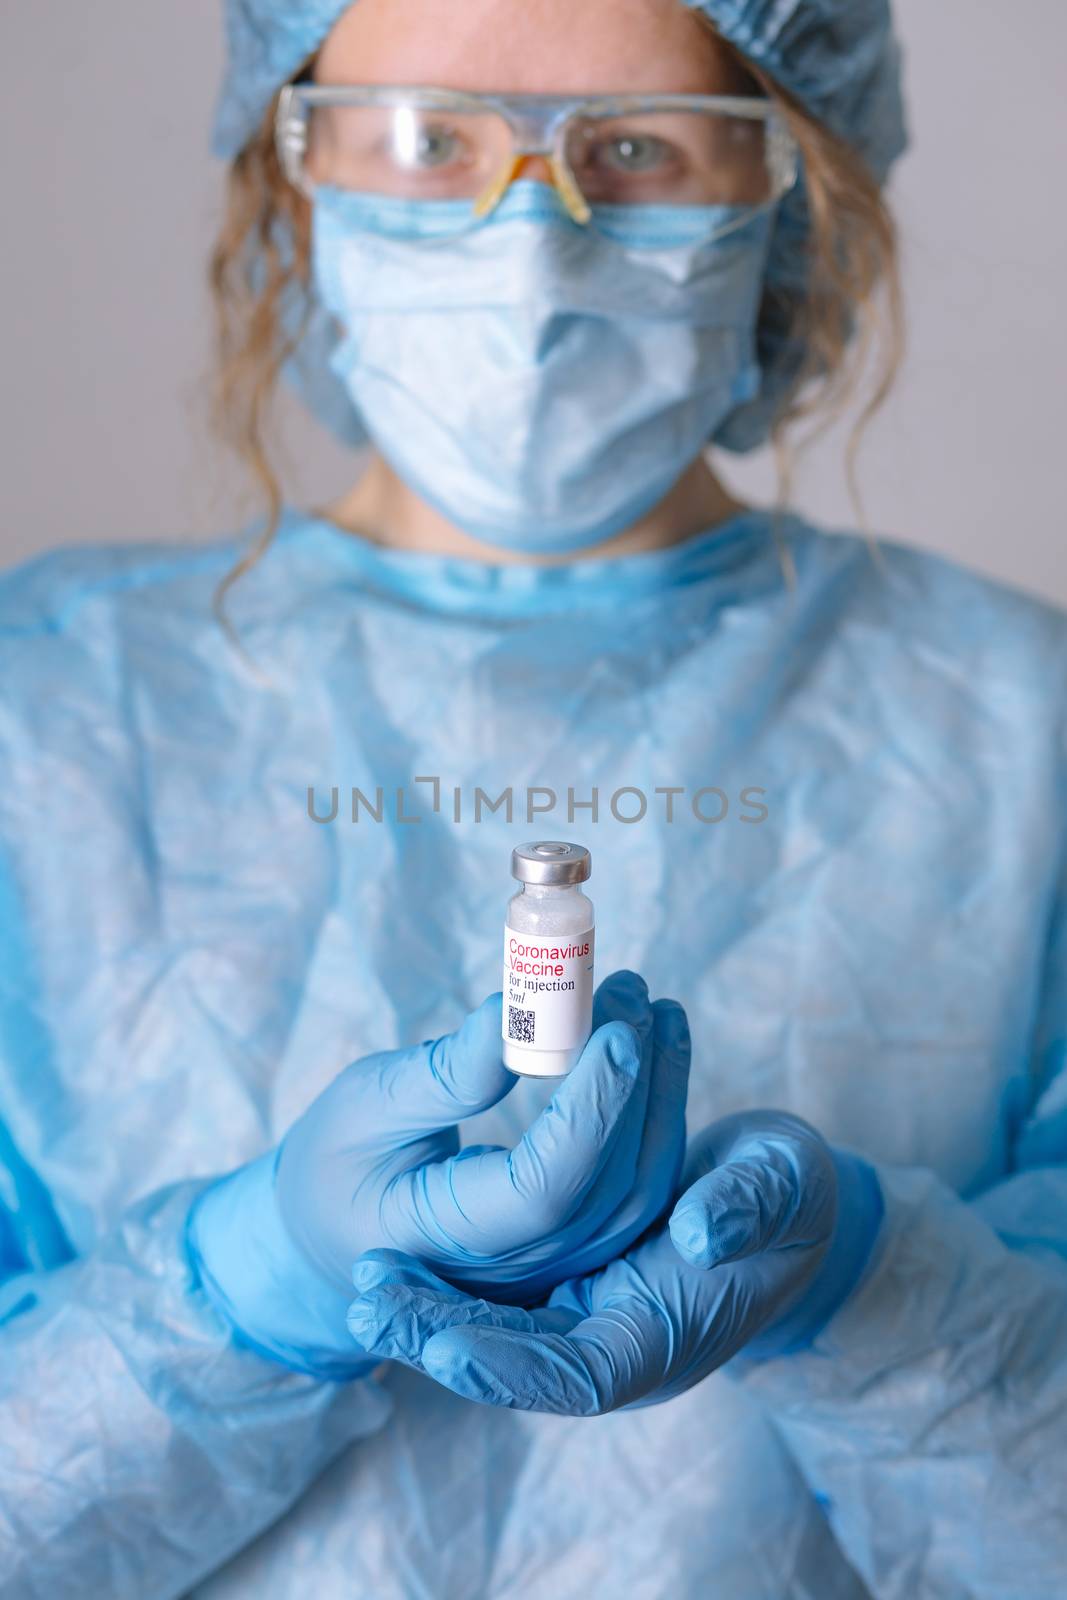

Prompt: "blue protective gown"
[0,504,1066,1599]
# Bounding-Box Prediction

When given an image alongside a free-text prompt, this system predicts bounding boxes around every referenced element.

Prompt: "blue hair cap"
[213,0,906,174]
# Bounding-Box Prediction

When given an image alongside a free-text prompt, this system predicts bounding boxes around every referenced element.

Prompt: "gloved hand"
[345,1110,884,1412]
[186,970,690,1378]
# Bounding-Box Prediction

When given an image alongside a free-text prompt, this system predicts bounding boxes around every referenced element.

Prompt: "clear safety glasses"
[275,84,798,242]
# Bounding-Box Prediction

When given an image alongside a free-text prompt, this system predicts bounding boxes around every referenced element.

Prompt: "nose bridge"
[512,152,556,184]
[507,103,558,187]
[473,103,592,225]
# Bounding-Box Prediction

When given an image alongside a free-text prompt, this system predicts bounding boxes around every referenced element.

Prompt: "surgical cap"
[211,0,908,452]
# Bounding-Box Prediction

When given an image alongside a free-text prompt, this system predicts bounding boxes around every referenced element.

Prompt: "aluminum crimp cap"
[511,841,592,886]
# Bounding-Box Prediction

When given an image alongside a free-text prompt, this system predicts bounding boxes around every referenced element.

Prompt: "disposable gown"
[1,504,1066,1599]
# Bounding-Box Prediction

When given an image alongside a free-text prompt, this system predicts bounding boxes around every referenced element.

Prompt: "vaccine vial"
[502,841,594,1077]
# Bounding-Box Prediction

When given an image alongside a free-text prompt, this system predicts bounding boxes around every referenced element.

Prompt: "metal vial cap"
[511,841,592,886]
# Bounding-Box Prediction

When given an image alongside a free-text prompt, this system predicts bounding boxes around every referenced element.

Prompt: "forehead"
[314,0,746,97]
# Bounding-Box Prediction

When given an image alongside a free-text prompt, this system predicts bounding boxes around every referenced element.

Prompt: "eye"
[394,118,464,170]
[594,132,675,173]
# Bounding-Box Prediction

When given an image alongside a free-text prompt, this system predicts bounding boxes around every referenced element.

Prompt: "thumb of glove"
[667,1112,837,1271]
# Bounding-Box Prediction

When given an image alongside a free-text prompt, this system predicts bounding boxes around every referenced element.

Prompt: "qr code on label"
[508,1006,536,1044]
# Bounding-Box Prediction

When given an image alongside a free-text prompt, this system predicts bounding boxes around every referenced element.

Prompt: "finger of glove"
[678,1110,828,1193]
[419,1301,670,1414]
[669,1140,832,1269]
[604,997,690,1229]
[502,970,657,1232]
[545,997,691,1272]
[350,1248,659,1414]
[390,1009,648,1258]
[346,1249,575,1365]
[353,992,514,1140]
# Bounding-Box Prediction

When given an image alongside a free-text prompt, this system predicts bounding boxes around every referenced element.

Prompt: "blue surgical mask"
[311,179,775,554]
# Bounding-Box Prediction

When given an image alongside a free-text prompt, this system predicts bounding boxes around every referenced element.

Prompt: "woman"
[1,0,1064,1596]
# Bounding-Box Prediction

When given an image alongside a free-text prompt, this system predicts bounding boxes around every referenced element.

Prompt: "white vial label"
[503,927,595,1054]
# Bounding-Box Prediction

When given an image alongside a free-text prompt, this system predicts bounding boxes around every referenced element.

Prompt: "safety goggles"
[275,84,798,242]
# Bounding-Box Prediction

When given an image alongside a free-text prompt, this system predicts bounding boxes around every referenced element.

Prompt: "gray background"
[1,0,1064,603]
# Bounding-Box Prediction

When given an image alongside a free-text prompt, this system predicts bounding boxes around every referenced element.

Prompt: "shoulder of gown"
[781,516,1067,704]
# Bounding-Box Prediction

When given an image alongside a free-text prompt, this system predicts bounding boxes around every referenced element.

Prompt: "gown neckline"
[276,501,788,618]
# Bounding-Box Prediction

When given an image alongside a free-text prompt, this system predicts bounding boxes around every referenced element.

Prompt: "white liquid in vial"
[503,863,595,1078]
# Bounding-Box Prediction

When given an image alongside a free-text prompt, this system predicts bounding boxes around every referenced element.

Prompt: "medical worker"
[1,0,1065,1595]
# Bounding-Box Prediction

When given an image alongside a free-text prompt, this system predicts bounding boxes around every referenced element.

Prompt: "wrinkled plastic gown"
[1,507,1067,1600]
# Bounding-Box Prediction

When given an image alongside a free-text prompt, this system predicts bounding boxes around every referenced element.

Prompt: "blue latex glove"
[345,1111,884,1412]
[187,970,690,1377]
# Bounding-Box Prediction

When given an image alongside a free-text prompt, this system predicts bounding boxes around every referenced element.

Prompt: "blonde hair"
[209,22,903,626]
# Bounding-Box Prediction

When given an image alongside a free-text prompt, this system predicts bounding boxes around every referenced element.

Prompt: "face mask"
[311,179,775,554]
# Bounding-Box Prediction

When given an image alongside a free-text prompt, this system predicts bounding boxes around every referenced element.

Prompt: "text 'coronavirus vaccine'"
[502,841,595,1077]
